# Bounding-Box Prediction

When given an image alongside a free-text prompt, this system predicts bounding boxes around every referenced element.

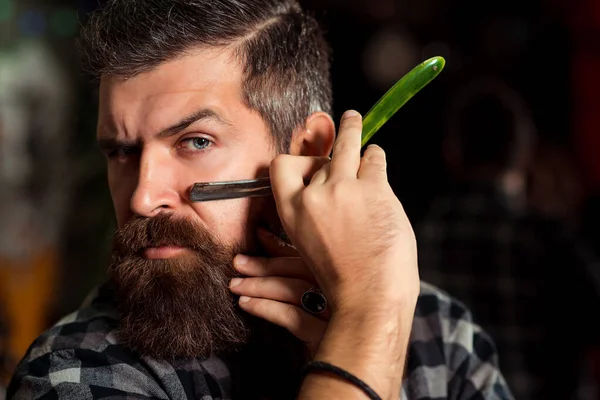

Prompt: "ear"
[289,112,335,157]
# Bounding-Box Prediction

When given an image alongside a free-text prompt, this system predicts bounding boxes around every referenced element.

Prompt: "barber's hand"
[268,110,419,315]
[230,227,328,356]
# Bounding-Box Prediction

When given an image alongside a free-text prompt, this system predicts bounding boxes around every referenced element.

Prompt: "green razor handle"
[361,56,446,147]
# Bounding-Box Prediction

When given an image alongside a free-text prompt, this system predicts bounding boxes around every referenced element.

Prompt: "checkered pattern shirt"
[415,182,600,400]
[6,280,513,400]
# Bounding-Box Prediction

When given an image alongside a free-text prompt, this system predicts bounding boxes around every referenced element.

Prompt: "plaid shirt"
[6,280,513,400]
[415,182,600,400]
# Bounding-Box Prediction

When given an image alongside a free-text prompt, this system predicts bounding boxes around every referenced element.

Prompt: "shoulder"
[406,282,514,400]
[6,285,169,400]
[413,282,495,358]
[19,284,121,360]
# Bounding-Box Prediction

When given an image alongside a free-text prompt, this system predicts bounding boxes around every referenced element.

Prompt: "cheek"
[192,198,255,248]
[192,197,279,256]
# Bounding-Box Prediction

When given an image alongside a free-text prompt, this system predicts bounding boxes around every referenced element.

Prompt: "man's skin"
[98,47,334,237]
[98,46,419,399]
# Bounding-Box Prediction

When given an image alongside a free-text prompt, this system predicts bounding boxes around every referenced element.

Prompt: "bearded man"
[7,1,512,399]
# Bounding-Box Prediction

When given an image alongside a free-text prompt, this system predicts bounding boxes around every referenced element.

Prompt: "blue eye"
[192,138,210,150]
[181,137,212,151]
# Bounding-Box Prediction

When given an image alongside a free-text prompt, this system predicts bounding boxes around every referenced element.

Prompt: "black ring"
[300,287,327,315]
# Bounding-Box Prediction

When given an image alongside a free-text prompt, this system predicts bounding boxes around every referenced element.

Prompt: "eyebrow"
[97,137,138,153]
[97,108,233,151]
[157,108,233,138]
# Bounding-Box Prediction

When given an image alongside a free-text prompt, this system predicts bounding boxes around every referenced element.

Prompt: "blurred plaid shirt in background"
[415,181,600,400]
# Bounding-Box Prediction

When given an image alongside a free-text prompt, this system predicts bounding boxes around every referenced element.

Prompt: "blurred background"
[1,0,599,399]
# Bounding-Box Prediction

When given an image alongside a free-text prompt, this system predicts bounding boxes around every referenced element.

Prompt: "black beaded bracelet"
[301,361,382,400]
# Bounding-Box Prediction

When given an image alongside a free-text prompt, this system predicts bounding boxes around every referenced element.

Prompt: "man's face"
[98,47,278,252]
[97,47,281,359]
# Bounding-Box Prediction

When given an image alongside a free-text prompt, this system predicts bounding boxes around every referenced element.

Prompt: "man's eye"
[180,137,212,151]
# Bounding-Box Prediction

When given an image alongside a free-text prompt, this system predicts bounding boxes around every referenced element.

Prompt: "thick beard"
[108,213,249,360]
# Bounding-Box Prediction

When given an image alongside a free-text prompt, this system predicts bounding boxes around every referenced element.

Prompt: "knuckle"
[253,258,271,274]
[293,280,312,297]
[253,277,269,293]
[270,154,293,172]
[279,206,296,227]
[366,143,384,153]
[251,298,269,314]
[365,146,387,165]
[340,115,363,130]
[265,258,280,273]
[300,187,324,208]
[333,141,350,154]
[282,303,303,326]
[330,181,352,202]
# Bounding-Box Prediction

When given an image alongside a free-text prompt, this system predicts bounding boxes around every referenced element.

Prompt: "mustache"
[112,213,218,256]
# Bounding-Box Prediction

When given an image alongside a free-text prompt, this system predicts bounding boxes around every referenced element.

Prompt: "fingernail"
[230,278,243,288]
[343,110,360,119]
[239,296,251,304]
[235,255,249,265]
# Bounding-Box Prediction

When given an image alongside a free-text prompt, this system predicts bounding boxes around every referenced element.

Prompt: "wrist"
[311,309,413,398]
[328,306,414,355]
[332,287,418,321]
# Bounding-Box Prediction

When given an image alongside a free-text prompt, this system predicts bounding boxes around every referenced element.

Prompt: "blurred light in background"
[1,2,79,40]
[18,9,46,37]
[362,25,419,90]
[366,0,395,20]
[49,7,78,37]
[0,0,14,23]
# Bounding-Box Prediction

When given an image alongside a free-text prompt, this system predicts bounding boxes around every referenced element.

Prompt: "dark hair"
[78,0,333,152]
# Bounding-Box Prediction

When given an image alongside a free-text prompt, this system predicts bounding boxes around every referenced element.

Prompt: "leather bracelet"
[301,361,382,400]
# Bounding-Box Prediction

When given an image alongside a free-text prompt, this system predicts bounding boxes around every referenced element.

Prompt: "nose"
[130,148,181,217]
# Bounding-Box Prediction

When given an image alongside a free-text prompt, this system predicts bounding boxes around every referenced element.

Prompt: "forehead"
[97,47,246,136]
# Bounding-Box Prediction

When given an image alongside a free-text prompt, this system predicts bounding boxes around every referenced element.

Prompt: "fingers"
[329,110,363,179]
[230,275,331,321]
[309,162,330,186]
[357,144,388,181]
[234,254,317,284]
[270,156,330,215]
[230,276,312,306]
[237,297,327,350]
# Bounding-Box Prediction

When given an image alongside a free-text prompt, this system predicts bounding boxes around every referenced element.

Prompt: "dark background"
[1,0,599,397]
